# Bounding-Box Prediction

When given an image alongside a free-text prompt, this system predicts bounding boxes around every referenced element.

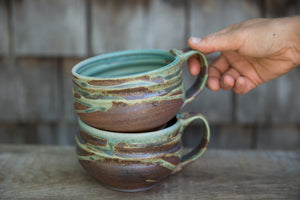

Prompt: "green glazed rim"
[72,49,180,81]
[77,116,181,145]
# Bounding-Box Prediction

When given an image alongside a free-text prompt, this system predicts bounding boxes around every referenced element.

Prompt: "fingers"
[188,31,243,54]
[188,18,267,54]
[205,54,257,94]
[207,66,222,91]
[220,66,250,94]
[221,67,241,89]
[233,76,247,94]
[233,76,257,95]
[187,55,200,76]
[221,74,257,94]
[187,18,269,94]
[206,54,230,91]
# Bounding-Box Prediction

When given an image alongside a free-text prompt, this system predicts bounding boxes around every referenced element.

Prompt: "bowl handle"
[171,49,208,109]
[172,112,210,174]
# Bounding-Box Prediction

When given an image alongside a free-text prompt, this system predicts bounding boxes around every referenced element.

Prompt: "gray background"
[0,0,299,149]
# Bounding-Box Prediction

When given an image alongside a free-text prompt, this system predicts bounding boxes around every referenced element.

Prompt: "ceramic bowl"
[72,49,207,132]
[75,112,210,192]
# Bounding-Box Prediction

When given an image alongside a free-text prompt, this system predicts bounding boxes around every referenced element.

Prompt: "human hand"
[188,16,300,94]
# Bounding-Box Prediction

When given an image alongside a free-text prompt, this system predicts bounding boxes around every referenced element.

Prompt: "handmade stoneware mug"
[75,112,210,192]
[72,49,208,132]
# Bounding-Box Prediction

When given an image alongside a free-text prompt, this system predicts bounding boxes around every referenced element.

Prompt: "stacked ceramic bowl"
[72,49,210,192]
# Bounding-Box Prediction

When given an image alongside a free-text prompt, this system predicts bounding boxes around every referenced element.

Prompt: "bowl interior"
[74,50,176,78]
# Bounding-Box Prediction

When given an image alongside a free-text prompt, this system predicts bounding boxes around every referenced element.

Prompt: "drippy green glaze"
[72,49,208,114]
[73,76,184,113]
[76,112,210,173]
[76,137,182,171]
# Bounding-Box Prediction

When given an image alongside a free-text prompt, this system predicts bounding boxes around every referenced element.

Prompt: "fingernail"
[222,79,228,87]
[190,37,201,44]
[236,77,244,89]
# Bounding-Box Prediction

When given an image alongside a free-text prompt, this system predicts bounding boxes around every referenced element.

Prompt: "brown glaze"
[76,134,181,191]
[72,49,208,132]
[74,102,90,111]
[79,131,107,147]
[75,112,210,192]
[78,98,183,133]
[78,157,173,190]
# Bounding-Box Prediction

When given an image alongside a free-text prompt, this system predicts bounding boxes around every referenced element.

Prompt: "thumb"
[188,32,242,54]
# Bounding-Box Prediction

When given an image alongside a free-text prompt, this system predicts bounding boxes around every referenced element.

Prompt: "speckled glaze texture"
[72,49,208,132]
[75,112,210,192]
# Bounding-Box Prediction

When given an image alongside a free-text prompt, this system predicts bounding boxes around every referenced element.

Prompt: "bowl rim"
[72,49,180,81]
[77,116,181,144]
